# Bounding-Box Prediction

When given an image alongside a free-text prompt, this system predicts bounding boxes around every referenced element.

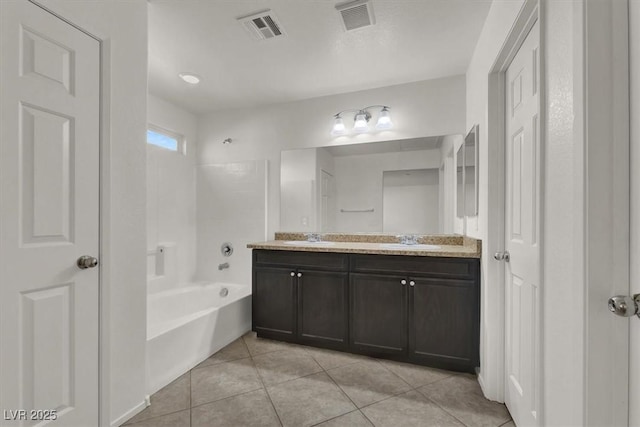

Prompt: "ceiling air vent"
[238,10,286,41]
[336,0,375,31]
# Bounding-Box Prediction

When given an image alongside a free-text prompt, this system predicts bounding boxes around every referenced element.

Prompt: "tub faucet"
[218,262,229,270]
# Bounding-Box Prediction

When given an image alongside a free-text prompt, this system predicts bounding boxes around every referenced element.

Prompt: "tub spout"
[218,262,229,270]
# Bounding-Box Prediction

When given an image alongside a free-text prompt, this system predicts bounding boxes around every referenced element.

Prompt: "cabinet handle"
[297,273,302,278]
[290,272,295,277]
[409,281,415,287]
[401,279,407,285]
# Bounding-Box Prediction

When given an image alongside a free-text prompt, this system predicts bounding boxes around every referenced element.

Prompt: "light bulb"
[375,107,393,130]
[331,116,347,136]
[179,73,201,84]
[353,112,369,133]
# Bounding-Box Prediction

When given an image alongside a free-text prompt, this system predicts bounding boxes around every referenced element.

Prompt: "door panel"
[253,267,297,338]
[350,273,407,356]
[408,277,478,371]
[297,270,348,349]
[504,19,540,427]
[0,1,100,426]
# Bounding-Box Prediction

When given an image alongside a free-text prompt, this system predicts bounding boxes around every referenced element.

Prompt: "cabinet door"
[297,270,349,350]
[253,266,296,340]
[350,273,407,356]
[408,277,479,371]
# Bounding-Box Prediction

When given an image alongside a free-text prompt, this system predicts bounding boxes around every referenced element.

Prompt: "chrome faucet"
[397,234,419,245]
[218,262,229,270]
[305,233,323,242]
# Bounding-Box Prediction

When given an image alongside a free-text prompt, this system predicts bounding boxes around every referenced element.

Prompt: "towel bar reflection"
[340,208,374,213]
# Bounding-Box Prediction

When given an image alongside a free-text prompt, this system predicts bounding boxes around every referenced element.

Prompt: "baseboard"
[110,397,150,427]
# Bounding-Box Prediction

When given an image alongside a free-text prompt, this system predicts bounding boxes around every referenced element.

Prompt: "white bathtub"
[146,282,251,394]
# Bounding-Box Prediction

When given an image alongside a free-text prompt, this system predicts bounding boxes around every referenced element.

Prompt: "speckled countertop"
[247,233,481,259]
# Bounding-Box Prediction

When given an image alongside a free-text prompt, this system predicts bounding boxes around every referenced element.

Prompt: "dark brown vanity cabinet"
[252,250,349,350]
[252,249,480,373]
[349,254,480,372]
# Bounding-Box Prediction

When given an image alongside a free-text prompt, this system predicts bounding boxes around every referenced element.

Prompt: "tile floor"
[124,332,514,427]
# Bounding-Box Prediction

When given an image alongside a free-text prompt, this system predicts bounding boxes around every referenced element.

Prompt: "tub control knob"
[77,255,98,269]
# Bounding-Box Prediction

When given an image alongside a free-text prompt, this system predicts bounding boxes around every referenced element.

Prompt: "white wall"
[333,149,442,232]
[34,0,149,425]
[197,76,466,239]
[382,169,440,234]
[147,95,197,292]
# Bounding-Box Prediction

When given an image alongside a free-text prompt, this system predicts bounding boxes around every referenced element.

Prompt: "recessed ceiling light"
[179,73,201,84]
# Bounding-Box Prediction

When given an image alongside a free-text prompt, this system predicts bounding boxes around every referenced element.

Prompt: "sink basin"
[379,243,441,250]
[284,241,335,246]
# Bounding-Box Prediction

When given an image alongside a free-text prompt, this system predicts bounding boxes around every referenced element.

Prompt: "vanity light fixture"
[178,73,201,85]
[331,105,392,136]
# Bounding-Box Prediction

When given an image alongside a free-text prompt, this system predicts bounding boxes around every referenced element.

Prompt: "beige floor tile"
[327,360,411,408]
[361,390,464,427]
[243,331,303,356]
[253,349,323,386]
[303,346,369,371]
[125,373,190,424]
[191,389,280,427]
[194,338,249,369]
[268,372,356,427]
[191,357,263,407]
[419,375,511,427]
[378,359,453,388]
[314,410,373,427]
[125,410,190,427]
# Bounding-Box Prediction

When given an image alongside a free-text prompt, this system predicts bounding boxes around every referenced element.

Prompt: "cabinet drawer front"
[350,254,478,279]
[254,250,348,271]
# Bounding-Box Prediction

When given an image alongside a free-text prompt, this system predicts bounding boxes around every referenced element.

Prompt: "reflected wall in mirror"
[280,135,463,234]
[464,124,479,217]
[456,144,465,219]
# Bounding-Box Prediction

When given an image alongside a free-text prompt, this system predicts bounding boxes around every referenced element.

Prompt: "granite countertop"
[247,233,481,259]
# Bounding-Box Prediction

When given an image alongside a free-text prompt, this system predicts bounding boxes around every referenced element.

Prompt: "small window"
[147,126,185,154]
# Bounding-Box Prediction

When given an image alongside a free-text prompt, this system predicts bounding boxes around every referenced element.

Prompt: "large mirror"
[280,134,464,234]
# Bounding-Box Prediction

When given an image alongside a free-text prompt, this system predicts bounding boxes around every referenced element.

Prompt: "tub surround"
[247,233,481,259]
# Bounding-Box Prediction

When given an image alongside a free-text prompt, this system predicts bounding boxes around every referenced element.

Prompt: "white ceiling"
[148,0,492,114]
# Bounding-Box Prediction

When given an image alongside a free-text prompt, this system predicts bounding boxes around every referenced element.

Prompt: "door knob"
[494,251,510,262]
[290,272,295,276]
[409,281,415,287]
[297,273,302,278]
[608,294,640,318]
[77,255,98,269]
[401,279,407,285]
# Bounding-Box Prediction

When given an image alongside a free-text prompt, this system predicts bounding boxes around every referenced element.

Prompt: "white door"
[0,1,100,426]
[630,1,639,424]
[503,20,540,427]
